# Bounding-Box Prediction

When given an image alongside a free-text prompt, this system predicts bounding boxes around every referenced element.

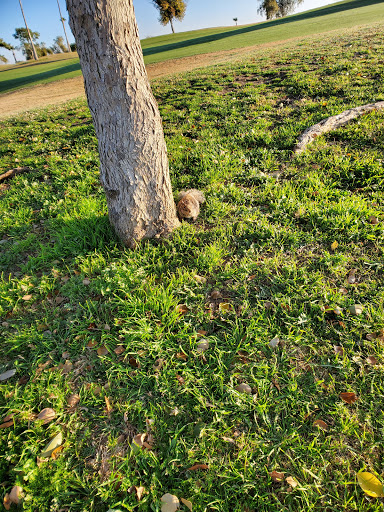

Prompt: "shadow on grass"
[143,0,381,57]
[0,62,82,94]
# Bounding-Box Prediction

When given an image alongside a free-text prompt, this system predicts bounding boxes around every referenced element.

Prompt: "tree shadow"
[0,62,81,93]
[143,0,381,57]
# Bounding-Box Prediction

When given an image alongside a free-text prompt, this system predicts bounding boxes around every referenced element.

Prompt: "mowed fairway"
[1,0,384,95]
[1,19,384,512]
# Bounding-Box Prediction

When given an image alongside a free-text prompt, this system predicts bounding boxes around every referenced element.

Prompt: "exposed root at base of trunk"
[293,101,384,155]
[0,166,32,182]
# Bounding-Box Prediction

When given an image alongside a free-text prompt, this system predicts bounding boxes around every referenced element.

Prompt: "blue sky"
[0,0,339,63]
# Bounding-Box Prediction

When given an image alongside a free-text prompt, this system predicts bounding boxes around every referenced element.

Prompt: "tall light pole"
[57,0,71,52]
[18,0,38,60]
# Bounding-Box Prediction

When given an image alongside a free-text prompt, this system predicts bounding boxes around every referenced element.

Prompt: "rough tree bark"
[66,0,180,247]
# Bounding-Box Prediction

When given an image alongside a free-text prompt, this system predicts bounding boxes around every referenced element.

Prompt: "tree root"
[293,101,384,154]
[0,166,32,182]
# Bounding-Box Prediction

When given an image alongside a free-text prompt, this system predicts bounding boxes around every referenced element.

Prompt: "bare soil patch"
[0,40,298,119]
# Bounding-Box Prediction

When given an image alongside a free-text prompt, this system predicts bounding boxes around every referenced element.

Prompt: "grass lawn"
[1,22,384,512]
[1,0,384,94]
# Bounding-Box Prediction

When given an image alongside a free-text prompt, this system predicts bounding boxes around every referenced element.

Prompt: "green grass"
[2,0,384,94]
[1,23,384,512]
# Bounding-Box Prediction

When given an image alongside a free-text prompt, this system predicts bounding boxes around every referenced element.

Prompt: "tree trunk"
[66,0,180,247]
[169,17,175,33]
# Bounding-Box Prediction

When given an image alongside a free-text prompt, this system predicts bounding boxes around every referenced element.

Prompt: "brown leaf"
[3,493,11,511]
[36,408,56,424]
[347,269,356,284]
[333,345,344,356]
[176,375,185,385]
[60,360,73,374]
[51,445,64,460]
[286,476,298,488]
[22,294,32,301]
[270,470,285,482]
[235,383,252,394]
[0,420,13,429]
[176,304,189,315]
[188,463,209,471]
[129,356,141,368]
[114,345,125,355]
[210,290,222,300]
[97,346,108,356]
[368,215,378,225]
[67,394,80,408]
[176,352,188,361]
[366,356,378,365]
[180,497,193,511]
[340,392,358,404]
[313,419,328,431]
[87,339,97,348]
[153,358,164,371]
[271,378,281,392]
[135,486,145,501]
[105,396,112,414]
[197,330,207,336]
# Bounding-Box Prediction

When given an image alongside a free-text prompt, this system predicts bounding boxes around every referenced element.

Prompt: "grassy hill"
[1,0,384,94]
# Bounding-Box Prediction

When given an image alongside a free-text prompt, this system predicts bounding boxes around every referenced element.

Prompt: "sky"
[0,0,340,63]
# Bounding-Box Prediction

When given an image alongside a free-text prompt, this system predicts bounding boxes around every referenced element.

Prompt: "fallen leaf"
[135,486,145,501]
[187,463,209,471]
[219,302,232,313]
[313,419,328,431]
[176,304,189,315]
[8,486,22,505]
[222,436,235,443]
[180,497,193,511]
[61,351,70,359]
[368,216,378,225]
[161,493,180,512]
[60,360,73,374]
[153,358,165,371]
[132,433,146,452]
[129,356,141,368]
[105,396,112,414]
[3,493,11,511]
[268,336,280,348]
[349,304,363,315]
[82,279,91,285]
[51,445,64,459]
[0,419,13,429]
[330,241,338,251]
[270,470,285,482]
[176,352,188,361]
[333,345,344,356]
[176,375,185,385]
[194,275,206,284]
[87,340,97,348]
[271,378,281,391]
[210,290,222,300]
[366,356,378,365]
[357,471,384,498]
[347,269,356,284]
[22,294,32,301]
[67,394,80,408]
[41,432,63,458]
[97,346,108,356]
[235,383,252,394]
[36,408,56,424]
[196,340,209,353]
[197,329,207,336]
[286,476,299,488]
[114,345,125,355]
[340,392,358,404]
[0,369,16,381]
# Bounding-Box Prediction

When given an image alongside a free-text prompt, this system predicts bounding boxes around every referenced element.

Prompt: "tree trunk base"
[294,101,384,154]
